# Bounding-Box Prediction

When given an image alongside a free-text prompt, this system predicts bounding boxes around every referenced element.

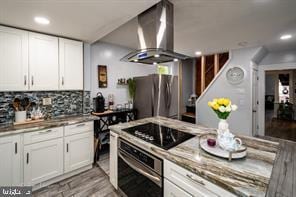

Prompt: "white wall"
[260,49,296,65]
[196,47,264,136]
[90,42,156,105]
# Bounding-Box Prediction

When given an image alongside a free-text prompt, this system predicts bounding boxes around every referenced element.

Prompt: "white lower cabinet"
[64,132,93,173]
[0,135,22,186]
[164,179,192,197]
[24,138,63,186]
[109,130,118,189]
[164,159,236,197]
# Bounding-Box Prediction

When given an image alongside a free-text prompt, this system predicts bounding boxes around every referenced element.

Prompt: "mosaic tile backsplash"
[0,91,91,124]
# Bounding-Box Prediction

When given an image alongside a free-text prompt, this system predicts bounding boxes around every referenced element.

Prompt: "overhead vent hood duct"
[121,0,189,64]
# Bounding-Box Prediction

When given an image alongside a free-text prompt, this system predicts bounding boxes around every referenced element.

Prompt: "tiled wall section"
[0,91,92,124]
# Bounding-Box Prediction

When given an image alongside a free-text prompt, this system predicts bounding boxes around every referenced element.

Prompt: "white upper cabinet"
[29,32,59,90]
[59,38,83,90]
[0,26,28,91]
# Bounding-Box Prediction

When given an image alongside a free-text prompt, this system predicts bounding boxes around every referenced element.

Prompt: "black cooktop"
[122,123,195,150]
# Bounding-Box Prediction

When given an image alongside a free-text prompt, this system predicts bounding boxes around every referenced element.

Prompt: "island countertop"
[109,116,284,197]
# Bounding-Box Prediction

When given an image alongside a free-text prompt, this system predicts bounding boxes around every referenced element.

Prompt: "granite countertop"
[0,114,99,137]
[109,116,280,197]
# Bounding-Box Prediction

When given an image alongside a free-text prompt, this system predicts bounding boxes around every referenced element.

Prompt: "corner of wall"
[195,47,263,136]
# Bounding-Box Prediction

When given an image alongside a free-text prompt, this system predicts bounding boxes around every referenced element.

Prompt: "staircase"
[196,52,229,96]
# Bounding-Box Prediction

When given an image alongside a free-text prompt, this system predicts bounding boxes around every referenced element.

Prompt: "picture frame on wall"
[98,65,107,88]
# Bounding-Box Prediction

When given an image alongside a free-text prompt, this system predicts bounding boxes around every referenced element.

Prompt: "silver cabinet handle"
[38,129,52,134]
[186,174,205,186]
[31,76,34,86]
[26,153,29,164]
[15,142,17,154]
[76,123,85,127]
[66,143,69,152]
[24,75,27,85]
[62,76,64,86]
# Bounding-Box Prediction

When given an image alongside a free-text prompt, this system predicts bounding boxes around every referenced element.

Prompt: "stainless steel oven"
[117,138,163,197]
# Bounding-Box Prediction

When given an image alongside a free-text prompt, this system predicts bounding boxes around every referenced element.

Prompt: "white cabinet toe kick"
[0,121,94,190]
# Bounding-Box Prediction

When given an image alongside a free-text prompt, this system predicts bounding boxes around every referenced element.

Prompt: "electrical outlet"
[42,98,52,105]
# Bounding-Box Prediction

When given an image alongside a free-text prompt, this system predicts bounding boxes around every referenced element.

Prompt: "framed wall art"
[98,65,107,88]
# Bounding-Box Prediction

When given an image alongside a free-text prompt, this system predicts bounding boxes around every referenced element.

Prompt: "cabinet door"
[164,179,192,197]
[109,131,118,189]
[59,38,83,90]
[0,26,28,91]
[64,132,93,173]
[0,135,22,186]
[29,32,59,90]
[24,138,63,186]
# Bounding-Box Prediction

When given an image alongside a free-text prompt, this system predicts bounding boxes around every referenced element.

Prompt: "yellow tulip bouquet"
[208,98,238,120]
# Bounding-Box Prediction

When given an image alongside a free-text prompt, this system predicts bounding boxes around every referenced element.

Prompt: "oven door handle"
[118,151,162,187]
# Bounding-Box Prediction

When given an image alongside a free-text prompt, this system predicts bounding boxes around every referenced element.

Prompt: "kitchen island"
[109,116,293,197]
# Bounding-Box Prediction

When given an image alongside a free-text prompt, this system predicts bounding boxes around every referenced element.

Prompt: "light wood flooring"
[33,165,118,197]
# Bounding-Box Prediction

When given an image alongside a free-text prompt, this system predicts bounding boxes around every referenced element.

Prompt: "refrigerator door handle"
[151,81,155,116]
[166,81,172,109]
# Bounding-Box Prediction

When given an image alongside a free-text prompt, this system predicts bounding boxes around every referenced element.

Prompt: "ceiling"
[101,0,296,56]
[0,0,159,42]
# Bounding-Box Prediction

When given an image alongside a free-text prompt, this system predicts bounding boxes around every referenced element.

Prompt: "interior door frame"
[257,62,296,136]
[251,62,259,136]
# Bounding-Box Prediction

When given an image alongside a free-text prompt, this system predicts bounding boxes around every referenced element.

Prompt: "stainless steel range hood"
[121,0,189,64]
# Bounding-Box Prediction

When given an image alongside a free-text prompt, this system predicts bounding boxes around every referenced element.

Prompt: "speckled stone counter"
[0,114,98,137]
[109,116,279,197]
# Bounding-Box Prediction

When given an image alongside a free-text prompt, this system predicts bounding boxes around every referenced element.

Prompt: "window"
[157,65,169,74]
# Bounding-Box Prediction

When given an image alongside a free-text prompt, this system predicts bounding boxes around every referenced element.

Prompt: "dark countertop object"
[0,114,99,137]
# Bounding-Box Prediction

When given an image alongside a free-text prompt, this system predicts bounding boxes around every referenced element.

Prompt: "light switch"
[42,98,52,105]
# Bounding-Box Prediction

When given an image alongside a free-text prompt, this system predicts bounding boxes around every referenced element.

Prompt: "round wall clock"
[226,67,245,85]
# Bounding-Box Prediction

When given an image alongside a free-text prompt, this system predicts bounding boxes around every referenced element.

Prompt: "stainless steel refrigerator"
[134,74,179,119]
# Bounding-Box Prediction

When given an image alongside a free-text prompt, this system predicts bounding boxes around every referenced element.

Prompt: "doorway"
[264,69,296,141]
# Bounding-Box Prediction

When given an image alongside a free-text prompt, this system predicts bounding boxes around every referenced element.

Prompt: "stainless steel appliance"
[121,0,189,64]
[134,74,178,119]
[118,139,163,197]
[122,123,194,150]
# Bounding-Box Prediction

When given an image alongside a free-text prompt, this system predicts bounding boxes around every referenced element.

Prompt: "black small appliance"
[93,92,105,113]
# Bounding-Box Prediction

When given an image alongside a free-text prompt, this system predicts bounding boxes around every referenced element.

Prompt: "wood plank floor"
[33,166,118,197]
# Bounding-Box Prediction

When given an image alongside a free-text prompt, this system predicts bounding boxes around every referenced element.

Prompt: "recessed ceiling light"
[34,16,50,25]
[154,54,160,58]
[153,62,158,65]
[280,34,292,40]
[173,58,179,62]
[133,59,138,62]
[195,51,202,56]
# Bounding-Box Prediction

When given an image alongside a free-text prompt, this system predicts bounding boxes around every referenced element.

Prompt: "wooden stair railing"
[195,52,229,96]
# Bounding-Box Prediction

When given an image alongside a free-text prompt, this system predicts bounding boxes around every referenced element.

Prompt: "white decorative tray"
[200,134,247,161]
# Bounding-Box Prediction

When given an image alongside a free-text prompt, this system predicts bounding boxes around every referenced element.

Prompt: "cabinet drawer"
[64,121,93,136]
[164,179,192,197]
[164,160,236,197]
[24,127,63,145]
